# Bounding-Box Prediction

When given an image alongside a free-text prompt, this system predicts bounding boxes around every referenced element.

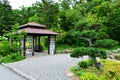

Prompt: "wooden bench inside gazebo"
[18,22,58,56]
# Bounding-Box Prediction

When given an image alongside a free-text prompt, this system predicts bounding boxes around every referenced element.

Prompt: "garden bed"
[71,59,120,80]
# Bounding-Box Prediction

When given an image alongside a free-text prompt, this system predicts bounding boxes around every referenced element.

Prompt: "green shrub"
[78,61,88,68]
[77,58,94,69]
[94,39,119,49]
[76,69,85,76]
[39,42,45,52]
[70,47,87,58]
[71,66,79,73]
[70,47,107,59]
[71,60,120,80]
[80,72,99,80]
[0,41,19,56]
[71,66,85,76]
[100,70,120,80]
[56,31,67,44]
[100,60,120,80]
[87,58,94,66]
[0,53,25,63]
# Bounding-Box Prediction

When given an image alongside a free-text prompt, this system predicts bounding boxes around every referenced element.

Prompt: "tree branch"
[79,37,93,47]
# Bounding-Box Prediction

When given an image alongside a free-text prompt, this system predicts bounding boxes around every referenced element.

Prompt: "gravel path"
[6,54,88,80]
[0,65,26,80]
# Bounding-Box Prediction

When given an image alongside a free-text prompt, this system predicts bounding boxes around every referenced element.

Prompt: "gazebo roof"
[19,22,46,29]
[18,22,58,35]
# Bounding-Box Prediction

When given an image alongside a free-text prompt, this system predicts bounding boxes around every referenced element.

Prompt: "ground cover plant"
[71,59,120,80]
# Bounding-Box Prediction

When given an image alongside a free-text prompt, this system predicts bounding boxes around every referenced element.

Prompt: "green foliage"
[78,61,88,68]
[80,72,99,80]
[71,58,94,77]
[57,44,72,50]
[87,58,94,66]
[0,23,26,63]
[78,58,94,68]
[56,31,67,44]
[0,53,25,63]
[71,47,107,69]
[94,39,119,49]
[70,47,83,57]
[71,66,85,76]
[0,0,13,35]
[90,0,120,42]
[71,47,107,59]
[60,0,71,10]
[100,60,120,80]
[29,14,40,23]
[0,41,18,56]
[76,30,98,39]
[4,23,26,40]
[0,0,120,45]
[71,59,120,80]
[39,42,45,52]
[0,23,26,56]
[75,30,109,40]
[59,9,80,31]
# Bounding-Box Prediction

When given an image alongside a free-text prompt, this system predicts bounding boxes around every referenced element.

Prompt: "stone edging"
[1,63,35,80]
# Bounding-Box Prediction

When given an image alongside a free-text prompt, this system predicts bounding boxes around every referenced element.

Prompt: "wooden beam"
[35,36,37,50]
[48,36,50,54]
[54,36,56,54]
[32,36,35,56]
[38,36,40,51]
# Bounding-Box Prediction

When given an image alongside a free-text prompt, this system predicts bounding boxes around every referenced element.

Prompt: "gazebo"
[18,22,58,56]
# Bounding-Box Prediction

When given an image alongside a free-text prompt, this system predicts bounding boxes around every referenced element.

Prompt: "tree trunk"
[93,57,100,69]
[88,39,92,47]
[79,37,93,47]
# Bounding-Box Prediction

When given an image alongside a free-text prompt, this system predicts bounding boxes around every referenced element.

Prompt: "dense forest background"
[0,0,120,47]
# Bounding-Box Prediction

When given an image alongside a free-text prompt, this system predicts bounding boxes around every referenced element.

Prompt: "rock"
[109,55,115,59]
[61,49,71,53]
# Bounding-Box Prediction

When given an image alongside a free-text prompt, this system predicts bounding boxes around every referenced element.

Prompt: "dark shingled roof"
[18,22,58,35]
[19,28,58,35]
[19,22,46,29]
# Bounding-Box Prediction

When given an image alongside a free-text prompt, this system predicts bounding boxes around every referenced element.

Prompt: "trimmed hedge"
[94,39,119,49]
[70,47,107,59]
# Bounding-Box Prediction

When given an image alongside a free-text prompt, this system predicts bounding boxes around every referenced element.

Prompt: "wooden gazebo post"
[54,35,56,54]
[48,35,56,54]
[32,36,35,56]
[38,36,40,51]
[48,36,50,54]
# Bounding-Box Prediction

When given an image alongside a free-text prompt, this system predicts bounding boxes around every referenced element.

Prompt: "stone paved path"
[6,54,88,80]
[0,65,26,80]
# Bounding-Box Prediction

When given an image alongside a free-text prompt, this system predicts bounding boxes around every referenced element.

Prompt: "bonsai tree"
[70,30,119,69]
[70,12,119,69]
